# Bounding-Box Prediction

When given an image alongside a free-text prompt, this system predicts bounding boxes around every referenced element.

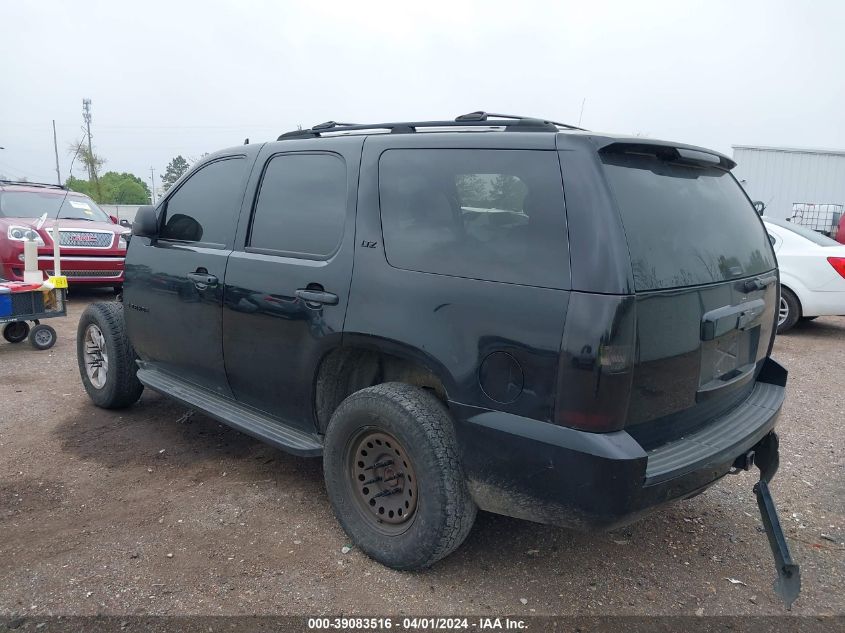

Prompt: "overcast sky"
[1,0,843,188]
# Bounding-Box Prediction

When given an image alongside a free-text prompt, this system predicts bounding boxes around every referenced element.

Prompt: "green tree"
[490,174,526,211]
[68,138,106,197]
[66,176,96,198]
[161,155,190,191]
[455,174,488,207]
[67,172,151,204]
[100,172,151,204]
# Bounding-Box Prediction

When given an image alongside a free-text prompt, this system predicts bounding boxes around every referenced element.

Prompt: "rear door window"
[248,153,347,257]
[601,152,776,291]
[378,149,569,288]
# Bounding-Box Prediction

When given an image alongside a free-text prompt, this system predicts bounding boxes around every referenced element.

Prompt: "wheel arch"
[312,334,457,433]
[778,279,804,318]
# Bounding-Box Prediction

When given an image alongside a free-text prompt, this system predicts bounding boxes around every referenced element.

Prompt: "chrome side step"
[137,367,323,457]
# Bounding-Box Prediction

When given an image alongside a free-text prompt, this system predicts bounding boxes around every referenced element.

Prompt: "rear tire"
[3,321,30,343]
[777,288,801,334]
[29,324,56,350]
[77,302,144,408]
[323,382,476,570]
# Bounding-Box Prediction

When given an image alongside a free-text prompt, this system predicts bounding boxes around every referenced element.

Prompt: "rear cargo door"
[600,146,779,438]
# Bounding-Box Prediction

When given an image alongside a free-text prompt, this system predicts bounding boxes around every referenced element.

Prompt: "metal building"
[732,145,845,221]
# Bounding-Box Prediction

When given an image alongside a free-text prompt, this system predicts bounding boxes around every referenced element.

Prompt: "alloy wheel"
[83,324,109,389]
[778,297,789,327]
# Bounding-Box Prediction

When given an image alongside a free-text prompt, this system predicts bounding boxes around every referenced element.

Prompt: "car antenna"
[244,137,249,145]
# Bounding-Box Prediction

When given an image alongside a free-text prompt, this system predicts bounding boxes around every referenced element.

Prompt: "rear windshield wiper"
[61,216,95,221]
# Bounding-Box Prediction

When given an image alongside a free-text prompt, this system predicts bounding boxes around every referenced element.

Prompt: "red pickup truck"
[0,181,129,292]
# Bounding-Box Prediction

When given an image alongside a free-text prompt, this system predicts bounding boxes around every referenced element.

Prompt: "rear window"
[379,149,569,288]
[601,153,776,291]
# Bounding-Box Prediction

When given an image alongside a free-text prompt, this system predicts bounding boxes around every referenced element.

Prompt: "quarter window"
[378,149,569,288]
[249,153,347,257]
[160,157,247,245]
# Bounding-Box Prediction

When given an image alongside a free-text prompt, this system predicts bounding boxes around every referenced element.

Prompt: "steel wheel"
[347,429,418,534]
[83,324,109,389]
[778,296,789,326]
[29,324,56,350]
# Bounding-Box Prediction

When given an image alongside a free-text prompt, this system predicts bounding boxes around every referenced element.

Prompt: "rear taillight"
[828,257,845,279]
[554,294,635,432]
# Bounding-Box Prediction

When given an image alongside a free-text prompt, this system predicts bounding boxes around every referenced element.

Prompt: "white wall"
[99,204,142,223]
[732,146,845,221]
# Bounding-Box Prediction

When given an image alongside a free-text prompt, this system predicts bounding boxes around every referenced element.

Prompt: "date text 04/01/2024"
[306,617,527,630]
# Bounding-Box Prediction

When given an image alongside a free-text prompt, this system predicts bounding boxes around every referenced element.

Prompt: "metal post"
[149,167,157,204]
[52,120,61,185]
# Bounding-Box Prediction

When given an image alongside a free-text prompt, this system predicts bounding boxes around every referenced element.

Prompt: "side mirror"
[119,218,132,228]
[109,214,119,225]
[132,205,159,238]
[753,201,766,216]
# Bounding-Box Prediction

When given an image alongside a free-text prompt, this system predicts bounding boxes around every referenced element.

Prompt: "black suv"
[77,113,799,605]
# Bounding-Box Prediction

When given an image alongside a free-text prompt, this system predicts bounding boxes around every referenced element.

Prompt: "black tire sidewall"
[323,388,462,570]
[29,324,56,350]
[777,288,801,334]
[76,303,143,408]
[3,321,30,343]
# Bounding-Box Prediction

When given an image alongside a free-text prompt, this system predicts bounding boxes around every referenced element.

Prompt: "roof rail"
[0,179,67,190]
[278,111,585,140]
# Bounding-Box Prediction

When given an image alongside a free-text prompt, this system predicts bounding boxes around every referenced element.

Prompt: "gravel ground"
[1,291,843,617]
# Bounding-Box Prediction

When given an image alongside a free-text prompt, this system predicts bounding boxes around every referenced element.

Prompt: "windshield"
[0,191,111,222]
[601,152,776,291]
[765,217,842,247]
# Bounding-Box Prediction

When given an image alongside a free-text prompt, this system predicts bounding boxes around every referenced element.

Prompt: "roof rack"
[0,180,66,190]
[278,111,586,140]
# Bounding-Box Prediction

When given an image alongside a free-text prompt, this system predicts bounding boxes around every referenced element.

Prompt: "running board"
[136,367,323,457]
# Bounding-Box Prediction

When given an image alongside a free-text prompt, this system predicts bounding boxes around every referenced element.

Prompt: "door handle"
[744,274,778,293]
[187,272,218,287]
[295,288,339,306]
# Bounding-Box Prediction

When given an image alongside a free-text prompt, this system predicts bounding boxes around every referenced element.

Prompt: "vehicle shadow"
[788,316,845,338]
[52,386,773,606]
[53,390,321,481]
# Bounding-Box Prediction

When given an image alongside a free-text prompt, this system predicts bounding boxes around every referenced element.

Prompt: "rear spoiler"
[598,140,736,171]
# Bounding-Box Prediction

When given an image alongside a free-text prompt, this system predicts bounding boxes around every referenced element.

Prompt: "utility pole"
[149,167,157,204]
[82,98,99,194]
[52,120,61,185]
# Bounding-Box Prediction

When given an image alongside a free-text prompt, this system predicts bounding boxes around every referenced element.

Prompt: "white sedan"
[764,218,845,333]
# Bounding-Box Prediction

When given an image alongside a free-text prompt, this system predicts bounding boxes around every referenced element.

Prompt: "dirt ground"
[1,290,843,618]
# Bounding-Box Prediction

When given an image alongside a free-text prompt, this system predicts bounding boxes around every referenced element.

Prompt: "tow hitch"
[734,432,801,609]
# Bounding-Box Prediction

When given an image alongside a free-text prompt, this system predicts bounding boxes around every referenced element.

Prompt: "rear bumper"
[453,358,787,530]
[801,289,845,318]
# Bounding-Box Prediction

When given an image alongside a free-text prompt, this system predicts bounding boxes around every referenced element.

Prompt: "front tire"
[777,288,801,334]
[323,383,476,570]
[77,302,144,408]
